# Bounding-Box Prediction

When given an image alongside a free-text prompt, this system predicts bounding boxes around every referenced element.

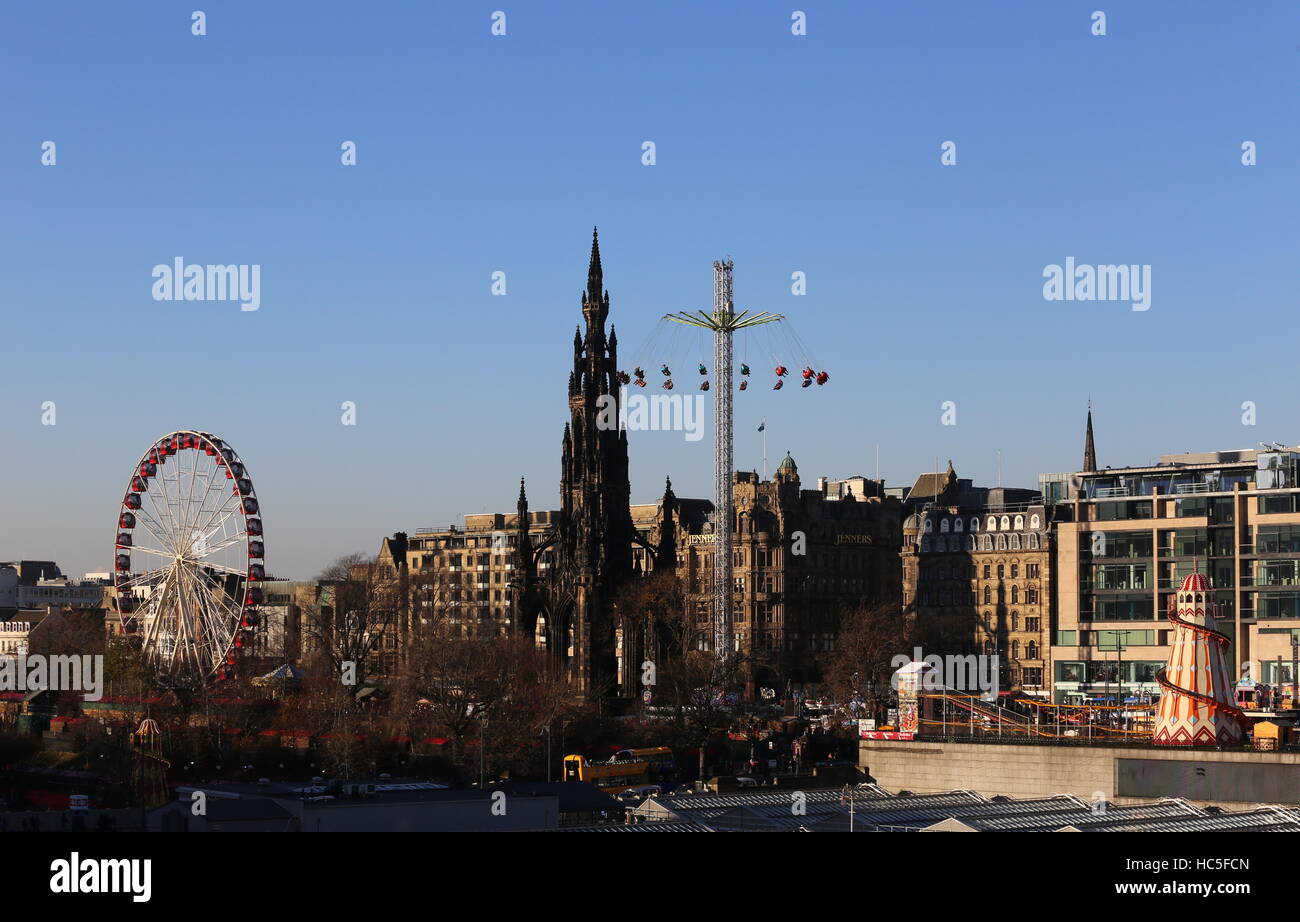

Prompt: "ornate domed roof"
[1179,571,1211,593]
[777,452,797,473]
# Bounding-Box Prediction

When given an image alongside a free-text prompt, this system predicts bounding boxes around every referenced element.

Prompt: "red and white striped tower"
[1153,569,1244,746]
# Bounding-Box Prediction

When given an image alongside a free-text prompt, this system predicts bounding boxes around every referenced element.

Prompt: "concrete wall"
[859,739,1300,807]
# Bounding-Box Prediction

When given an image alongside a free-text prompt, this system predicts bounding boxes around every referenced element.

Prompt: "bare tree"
[388,611,580,782]
[654,646,752,782]
[612,570,686,698]
[615,578,756,782]
[316,551,373,582]
[300,560,401,683]
[822,601,910,719]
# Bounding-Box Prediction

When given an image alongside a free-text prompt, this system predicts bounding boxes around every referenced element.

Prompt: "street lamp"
[1103,630,1132,728]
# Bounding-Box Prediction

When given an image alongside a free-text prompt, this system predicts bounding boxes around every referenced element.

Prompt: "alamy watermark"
[50,852,150,902]
[595,386,704,442]
[151,257,261,311]
[0,654,104,701]
[1042,257,1150,311]
[891,648,1000,698]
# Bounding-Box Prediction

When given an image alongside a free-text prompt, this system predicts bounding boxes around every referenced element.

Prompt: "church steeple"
[1084,404,1098,472]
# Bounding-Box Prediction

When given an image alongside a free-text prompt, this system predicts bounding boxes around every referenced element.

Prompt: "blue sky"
[3,1,1298,579]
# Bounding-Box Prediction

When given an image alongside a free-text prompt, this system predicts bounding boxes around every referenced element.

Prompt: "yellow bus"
[562,747,674,791]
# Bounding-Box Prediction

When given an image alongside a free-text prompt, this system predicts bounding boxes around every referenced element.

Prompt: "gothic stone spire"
[586,226,602,303]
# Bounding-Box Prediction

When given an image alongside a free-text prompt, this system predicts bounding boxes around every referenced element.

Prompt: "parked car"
[617,784,662,803]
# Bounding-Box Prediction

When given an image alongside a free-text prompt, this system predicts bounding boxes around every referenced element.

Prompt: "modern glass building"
[1051,448,1300,704]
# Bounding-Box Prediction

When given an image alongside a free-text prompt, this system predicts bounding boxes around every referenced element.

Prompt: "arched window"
[1028,641,1038,660]
[980,534,993,551]
[987,516,997,531]
[996,534,1007,550]
[924,518,933,533]
[1014,515,1024,531]
[967,535,976,551]
[997,564,1005,579]
[954,518,963,532]
[983,587,992,604]
[1011,586,1019,604]
[1000,516,1011,531]
[940,518,950,533]
[970,517,980,532]
[1011,612,1019,630]
[1028,533,1040,549]
[1012,640,1020,659]
[1010,533,1021,550]
[1030,514,1041,530]
[1011,564,1019,578]
[921,537,931,552]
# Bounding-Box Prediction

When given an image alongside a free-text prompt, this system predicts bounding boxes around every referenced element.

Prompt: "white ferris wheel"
[113,430,265,684]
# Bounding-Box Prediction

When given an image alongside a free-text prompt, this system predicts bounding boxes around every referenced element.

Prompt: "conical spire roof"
[1084,405,1097,471]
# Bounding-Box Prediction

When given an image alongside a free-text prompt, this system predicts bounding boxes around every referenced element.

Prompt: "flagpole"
[761,418,767,480]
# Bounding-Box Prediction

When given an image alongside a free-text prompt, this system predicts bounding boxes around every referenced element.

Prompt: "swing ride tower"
[665,261,783,660]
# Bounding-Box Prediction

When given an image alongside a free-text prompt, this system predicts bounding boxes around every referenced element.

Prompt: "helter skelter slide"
[1152,569,1245,746]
